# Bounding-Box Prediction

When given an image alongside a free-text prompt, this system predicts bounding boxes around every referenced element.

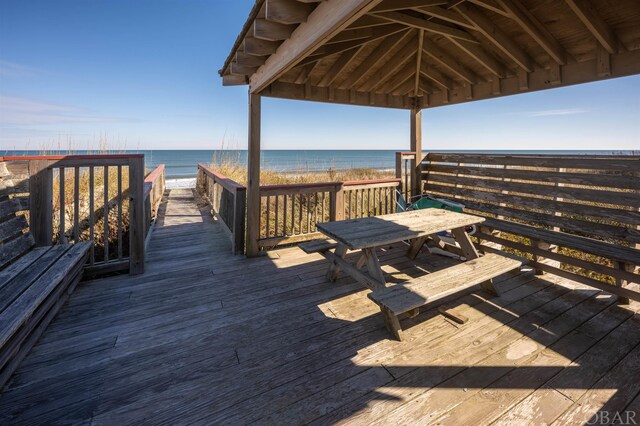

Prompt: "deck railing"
[419,152,640,299]
[144,164,166,242]
[0,154,152,275]
[258,178,401,249]
[197,163,246,254]
[395,151,418,201]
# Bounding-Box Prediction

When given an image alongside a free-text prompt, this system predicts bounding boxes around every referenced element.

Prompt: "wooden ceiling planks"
[220,0,640,110]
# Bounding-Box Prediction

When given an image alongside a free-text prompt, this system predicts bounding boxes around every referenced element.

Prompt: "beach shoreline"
[166,178,197,189]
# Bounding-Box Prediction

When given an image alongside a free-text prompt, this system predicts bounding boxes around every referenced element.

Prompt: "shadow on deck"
[1,189,639,425]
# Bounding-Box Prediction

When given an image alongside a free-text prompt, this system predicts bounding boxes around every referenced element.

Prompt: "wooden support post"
[28,160,53,247]
[410,107,422,198]
[128,156,145,275]
[233,187,247,255]
[614,261,633,305]
[329,184,345,221]
[246,92,262,257]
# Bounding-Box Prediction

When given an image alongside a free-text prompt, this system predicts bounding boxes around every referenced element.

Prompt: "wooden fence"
[0,154,152,275]
[258,178,401,249]
[420,152,640,300]
[197,163,246,255]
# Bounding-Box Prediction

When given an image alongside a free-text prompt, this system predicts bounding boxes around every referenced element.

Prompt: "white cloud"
[0,95,139,125]
[0,61,39,78]
[522,108,590,117]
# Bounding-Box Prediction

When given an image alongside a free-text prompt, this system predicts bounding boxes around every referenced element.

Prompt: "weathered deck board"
[0,188,638,425]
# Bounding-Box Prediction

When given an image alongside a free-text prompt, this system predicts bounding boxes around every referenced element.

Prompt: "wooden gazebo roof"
[220,0,640,109]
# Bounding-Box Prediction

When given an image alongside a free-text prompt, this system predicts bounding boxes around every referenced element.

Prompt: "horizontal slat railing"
[420,152,640,301]
[2,154,147,275]
[259,178,401,249]
[197,163,246,255]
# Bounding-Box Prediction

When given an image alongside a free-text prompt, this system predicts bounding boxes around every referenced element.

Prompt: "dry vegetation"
[209,149,394,186]
[51,166,131,262]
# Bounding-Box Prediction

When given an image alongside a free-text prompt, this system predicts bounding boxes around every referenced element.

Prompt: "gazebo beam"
[250,0,384,93]
[246,93,262,257]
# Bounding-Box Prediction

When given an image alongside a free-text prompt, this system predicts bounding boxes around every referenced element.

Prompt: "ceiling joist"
[564,0,619,54]
[296,24,406,67]
[414,6,475,29]
[336,33,408,90]
[317,44,366,87]
[358,32,419,92]
[496,0,567,65]
[371,0,448,13]
[374,10,479,43]
[455,2,535,72]
[423,39,479,84]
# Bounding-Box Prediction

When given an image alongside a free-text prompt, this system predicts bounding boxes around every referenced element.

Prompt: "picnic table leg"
[381,307,403,341]
[363,248,386,290]
[451,227,500,296]
[407,236,429,259]
[326,243,347,282]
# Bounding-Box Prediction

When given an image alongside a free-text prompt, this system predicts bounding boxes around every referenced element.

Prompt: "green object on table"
[412,197,464,213]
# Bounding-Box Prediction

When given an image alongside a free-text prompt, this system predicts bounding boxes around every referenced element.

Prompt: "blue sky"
[1,0,638,151]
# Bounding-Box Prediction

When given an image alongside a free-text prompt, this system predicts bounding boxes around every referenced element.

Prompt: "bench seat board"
[0,246,69,312]
[298,238,338,254]
[369,253,522,315]
[0,246,88,388]
[483,218,640,265]
[0,247,50,288]
[0,242,91,349]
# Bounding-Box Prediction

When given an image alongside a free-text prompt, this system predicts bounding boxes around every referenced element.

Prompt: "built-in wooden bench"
[0,167,91,390]
[368,253,522,340]
[422,153,640,304]
[299,238,338,254]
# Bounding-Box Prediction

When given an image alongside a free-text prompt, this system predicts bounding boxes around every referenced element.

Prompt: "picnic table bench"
[304,209,522,340]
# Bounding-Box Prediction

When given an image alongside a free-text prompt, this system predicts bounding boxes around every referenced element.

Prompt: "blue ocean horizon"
[3,149,636,179]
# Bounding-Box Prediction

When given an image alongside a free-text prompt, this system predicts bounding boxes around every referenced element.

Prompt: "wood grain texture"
[317,208,484,249]
[1,188,638,424]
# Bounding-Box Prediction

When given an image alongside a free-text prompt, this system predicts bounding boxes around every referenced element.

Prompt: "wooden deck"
[1,188,639,425]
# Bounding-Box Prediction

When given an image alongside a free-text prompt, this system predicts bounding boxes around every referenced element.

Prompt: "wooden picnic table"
[310,209,524,340]
[315,209,486,292]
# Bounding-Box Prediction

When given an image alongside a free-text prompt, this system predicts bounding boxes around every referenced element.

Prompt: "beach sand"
[166,178,196,189]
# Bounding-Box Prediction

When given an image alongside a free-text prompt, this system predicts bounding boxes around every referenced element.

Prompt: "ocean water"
[3,149,636,179]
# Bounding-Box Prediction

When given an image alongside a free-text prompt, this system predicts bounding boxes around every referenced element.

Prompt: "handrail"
[198,163,246,191]
[344,178,401,186]
[143,165,166,244]
[1,154,144,161]
[260,178,401,192]
[197,163,246,254]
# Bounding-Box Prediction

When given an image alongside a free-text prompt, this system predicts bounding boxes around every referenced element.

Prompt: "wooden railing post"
[330,184,345,221]
[28,160,53,246]
[128,156,145,275]
[234,187,247,255]
[395,152,402,179]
